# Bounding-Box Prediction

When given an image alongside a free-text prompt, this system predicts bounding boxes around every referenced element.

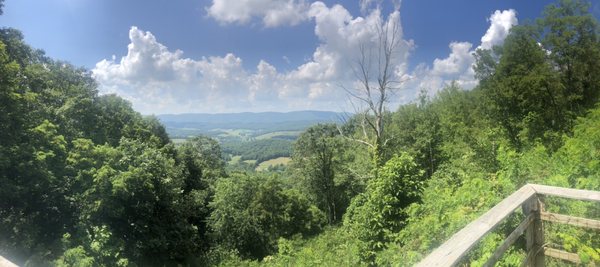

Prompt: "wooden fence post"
[522,196,545,266]
[417,184,600,266]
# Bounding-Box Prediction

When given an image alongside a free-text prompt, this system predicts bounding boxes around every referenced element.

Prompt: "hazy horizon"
[154,110,350,116]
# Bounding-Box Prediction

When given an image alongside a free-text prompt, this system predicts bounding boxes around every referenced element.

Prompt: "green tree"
[67,139,200,265]
[433,84,500,171]
[175,136,225,253]
[344,153,424,263]
[208,173,325,260]
[473,48,499,82]
[538,0,600,111]
[388,93,443,178]
[0,35,78,263]
[293,124,353,224]
[478,25,566,150]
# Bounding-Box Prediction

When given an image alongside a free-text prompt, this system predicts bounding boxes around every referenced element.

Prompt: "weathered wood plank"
[0,255,18,267]
[530,184,600,202]
[544,247,581,264]
[541,211,600,230]
[522,197,544,267]
[483,213,534,267]
[416,184,537,267]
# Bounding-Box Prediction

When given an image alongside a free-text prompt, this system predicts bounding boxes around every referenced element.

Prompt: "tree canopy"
[1,0,600,266]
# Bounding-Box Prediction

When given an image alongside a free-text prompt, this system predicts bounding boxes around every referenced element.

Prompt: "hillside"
[1,0,599,266]
[159,111,350,171]
[157,111,350,139]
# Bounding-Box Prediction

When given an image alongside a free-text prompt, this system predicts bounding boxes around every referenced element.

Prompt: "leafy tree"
[0,35,77,263]
[473,48,499,82]
[344,153,424,263]
[433,84,501,171]
[141,115,170,146]
[538,0,600,111]
[93,95,150,146]
[293,124,354,224]
[388,93,443,178]
[177,135,225,192]
[175,136,225,254]
[66,138,201,265]
[478,25,567,150]
[208,173,325,260]
[0,28,46,67]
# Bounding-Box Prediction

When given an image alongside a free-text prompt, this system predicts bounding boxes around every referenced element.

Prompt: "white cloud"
[93,3,413,114]
[206,0,310,27]
[292,2,412,106]
[94,4,519,115]
[431,42,474,76]
[480,9,518,50]
[93,27,253,113]
[403,9,517,98]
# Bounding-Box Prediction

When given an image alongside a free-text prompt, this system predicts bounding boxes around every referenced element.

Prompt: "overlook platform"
[417,184,600,266]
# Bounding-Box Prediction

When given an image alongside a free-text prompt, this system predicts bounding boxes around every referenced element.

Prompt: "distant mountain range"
[157,111,351,139]
[157,110,349,124]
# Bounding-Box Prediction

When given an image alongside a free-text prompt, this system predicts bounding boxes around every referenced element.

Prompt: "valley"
[158,111,348,171]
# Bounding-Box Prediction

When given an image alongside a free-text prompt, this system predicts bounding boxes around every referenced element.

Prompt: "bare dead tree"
[340,15,406,167]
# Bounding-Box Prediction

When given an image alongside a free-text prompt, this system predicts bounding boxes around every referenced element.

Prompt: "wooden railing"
[0,255,18,267]
[416,184,600,267]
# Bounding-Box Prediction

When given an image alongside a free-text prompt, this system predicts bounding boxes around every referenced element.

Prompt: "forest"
[222,139,292,165]
[1,0,600,266]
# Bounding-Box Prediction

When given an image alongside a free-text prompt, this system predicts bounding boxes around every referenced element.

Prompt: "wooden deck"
[0,256,17,267]
[416,184,600,267]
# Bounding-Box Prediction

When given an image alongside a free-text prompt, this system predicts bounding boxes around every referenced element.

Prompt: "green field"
[229,155,242,164]
[212,128,254,138]
[255,131,302,140]
[255,157,291,171]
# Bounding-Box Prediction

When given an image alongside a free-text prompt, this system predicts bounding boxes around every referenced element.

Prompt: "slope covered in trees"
[1,0,599,266]
[222,139,292,164]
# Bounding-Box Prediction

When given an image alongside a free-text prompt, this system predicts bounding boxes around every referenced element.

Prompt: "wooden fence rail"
[0,255,18,267]
[416,184,600,267]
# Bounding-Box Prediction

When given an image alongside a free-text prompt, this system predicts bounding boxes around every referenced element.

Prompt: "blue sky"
[1,0,599,114]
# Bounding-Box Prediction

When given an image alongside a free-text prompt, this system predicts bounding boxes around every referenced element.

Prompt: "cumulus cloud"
[480,9,518,50]
[93,3,413,114]
[93,3,517,114]
[431,42,474,76]
[404,9,517,97]
[206,0,310,27]
[93,27,252,113]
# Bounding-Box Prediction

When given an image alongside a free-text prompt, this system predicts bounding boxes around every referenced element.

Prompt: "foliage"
[208,173,326,260]
[2,1,600,266]
[292,124,361,224]
[344,153,425,263]
[0,28,217,265]
[478,24,568,150]
[63,139,200,265]
[222,139,292,163]
[387,93,444,178]
[217,227,364,267]
[475,0,600,152]
[538,0,600,111]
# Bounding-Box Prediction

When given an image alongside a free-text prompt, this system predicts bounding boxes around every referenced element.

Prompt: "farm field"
[255,131,303,140]
[255,157,292,171]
